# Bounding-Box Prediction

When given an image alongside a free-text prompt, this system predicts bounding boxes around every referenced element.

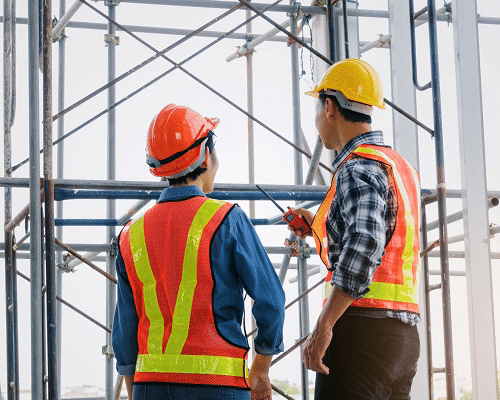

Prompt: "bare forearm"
[317,284,355,331]
[125,376,134,400]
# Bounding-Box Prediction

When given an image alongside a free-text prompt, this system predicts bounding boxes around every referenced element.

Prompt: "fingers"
[302,335,330,375]
[287,224,311,239]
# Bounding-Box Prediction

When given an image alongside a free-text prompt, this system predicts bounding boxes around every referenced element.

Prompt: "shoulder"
[336,157,389,198]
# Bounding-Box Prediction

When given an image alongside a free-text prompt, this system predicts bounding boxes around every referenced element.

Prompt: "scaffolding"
[2,0,500,399]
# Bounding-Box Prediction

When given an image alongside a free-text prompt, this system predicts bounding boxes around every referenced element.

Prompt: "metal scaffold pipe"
[42,0,59,395]
[52,0,83,40]
[4,0,19,395]
[105,3,118,398]
[226,19,291,62]
[427,0,454,397]
[56,0,67,392]
[28,0,44,396]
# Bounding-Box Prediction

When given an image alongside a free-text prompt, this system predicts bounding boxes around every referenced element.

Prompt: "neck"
[335,119,372,152]
[170,175,210,194]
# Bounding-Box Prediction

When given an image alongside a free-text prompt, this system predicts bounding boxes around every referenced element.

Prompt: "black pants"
[314,314,420,400]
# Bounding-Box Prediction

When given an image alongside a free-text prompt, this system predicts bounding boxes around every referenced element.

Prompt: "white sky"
[1,0,500,398]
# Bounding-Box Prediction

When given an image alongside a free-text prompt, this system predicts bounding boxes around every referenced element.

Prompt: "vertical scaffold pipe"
[421,206,434,398]
[341,0,349,58]
[289,7,310,400]
[29,0,44,397]
[43,0,59,397]
[326,0,336,62]
[4,0,19,398]
[427,0,455,398]
[105,2,118,399]
[246,7,258,360]
[246,10,255,219]
[56,0,67,395]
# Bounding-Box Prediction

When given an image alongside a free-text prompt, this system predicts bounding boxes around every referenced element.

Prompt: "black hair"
[167,133,216,186]
[319,93,372,124]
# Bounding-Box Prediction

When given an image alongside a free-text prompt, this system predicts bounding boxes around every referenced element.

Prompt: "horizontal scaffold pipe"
[0,177,330,191]
[96,0,325,15]
[3,12,500,26]
[53,188,327,201]
[0,242,111,252]
[2,17,300,42]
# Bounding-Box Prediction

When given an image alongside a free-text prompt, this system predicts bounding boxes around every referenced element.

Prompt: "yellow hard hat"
[305,58,385,109]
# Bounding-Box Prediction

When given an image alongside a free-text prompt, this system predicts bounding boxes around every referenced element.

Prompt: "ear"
[199,147,210,169]
[324,97,336,119]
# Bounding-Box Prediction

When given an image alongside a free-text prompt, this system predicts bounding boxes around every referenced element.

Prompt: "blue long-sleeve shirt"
[112,185,286,376]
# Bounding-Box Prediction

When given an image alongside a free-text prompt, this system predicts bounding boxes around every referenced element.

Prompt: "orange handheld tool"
[256,185,312,236]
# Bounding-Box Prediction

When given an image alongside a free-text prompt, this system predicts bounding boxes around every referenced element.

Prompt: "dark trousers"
[314,314,420,400]
[132,383,251,400]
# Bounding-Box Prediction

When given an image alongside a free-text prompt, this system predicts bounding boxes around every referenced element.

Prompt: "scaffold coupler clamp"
[57,262,74,274]
[288,2,302,18]
[52,17,67,43]
[102,345,115,359]
[104,33,120,47]
[301,243,312,259]
[244,34,255,56]
[110,237,119,257]
[104,0,121,6]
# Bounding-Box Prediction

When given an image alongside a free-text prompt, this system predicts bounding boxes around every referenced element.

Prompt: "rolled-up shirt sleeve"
[331,159,388,299]
[112,250,139,376]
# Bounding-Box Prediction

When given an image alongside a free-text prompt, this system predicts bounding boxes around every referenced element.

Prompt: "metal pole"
[246,9,255,219]
[341,0,349,58]
[289,6,309,399]
[42,0,58,396]
[56,0,67,395]
[105,2,118,399]
[51,0,83,40]
[452,0,498,397]
[427,0,454,398]
[421,207,434,399]
[4,0,19,397]
[326,0,336,61]
[28,0,44,396]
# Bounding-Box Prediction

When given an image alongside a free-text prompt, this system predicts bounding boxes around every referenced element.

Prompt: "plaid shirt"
[327,131,420,326]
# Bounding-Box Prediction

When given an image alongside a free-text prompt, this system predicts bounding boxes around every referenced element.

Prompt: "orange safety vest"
[119,196,249,388]
[311,144,421,314]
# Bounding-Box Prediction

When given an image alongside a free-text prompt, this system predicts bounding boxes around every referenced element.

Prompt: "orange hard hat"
[146,104,219,178]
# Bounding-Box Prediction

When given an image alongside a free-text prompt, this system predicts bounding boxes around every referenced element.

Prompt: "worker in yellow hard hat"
[290,59,421,399]
[112,104,285,400]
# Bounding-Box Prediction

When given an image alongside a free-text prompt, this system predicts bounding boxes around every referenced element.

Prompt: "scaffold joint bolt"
[287,2,302,18]
[110,237,119,257]
[104,33,120,46]
[104,0,121,6]
[102,345,115,358]
[301,243,311,259]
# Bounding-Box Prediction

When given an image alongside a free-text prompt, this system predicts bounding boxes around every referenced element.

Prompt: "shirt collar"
[158,185,206,202]
[331,131,386,172]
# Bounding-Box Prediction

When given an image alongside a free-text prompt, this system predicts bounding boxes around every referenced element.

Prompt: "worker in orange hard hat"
[112,104,285,400]
[290,59,421,399]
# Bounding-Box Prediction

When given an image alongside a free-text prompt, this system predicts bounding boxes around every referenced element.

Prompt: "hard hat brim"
[304,89,320,98]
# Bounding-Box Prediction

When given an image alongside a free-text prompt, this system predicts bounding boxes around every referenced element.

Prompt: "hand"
[302,326,332,375]
[249,370,272,400]
[249,354,272,400]
[287,208,314,239]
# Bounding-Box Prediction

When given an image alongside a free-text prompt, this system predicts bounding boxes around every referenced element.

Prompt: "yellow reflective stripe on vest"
[136,354,246,377]
[164,199,226,355]
[130,216,164,354]
[353,146,420,304]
